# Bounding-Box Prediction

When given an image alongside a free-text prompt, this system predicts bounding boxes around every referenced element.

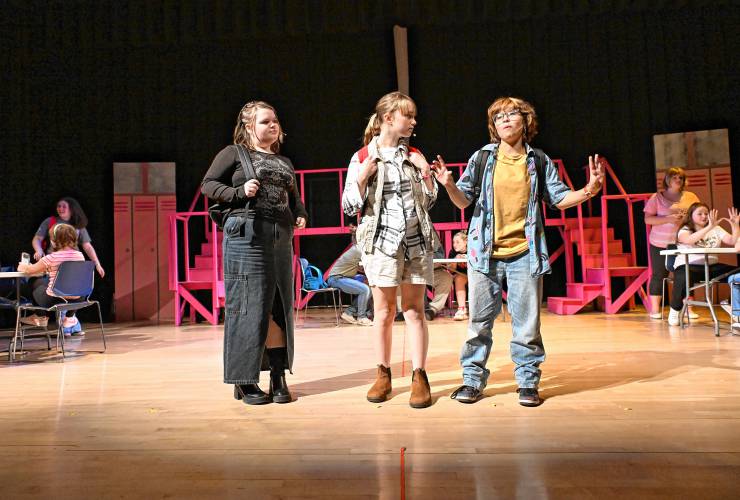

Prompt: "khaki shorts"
[362,249,433,287]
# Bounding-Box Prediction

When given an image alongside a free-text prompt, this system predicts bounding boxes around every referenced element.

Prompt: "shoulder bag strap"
[235,144,258,209]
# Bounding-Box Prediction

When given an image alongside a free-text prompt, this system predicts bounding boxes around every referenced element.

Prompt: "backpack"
[299,258,328,290]
[471,147,547,202]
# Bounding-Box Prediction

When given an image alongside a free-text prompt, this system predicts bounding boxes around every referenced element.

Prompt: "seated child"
[669,204,739,326]
[17,223,86,335]
[448,231,469,321]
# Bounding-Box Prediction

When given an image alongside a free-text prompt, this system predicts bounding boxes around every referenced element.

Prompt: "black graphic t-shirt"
[201,145,307,225]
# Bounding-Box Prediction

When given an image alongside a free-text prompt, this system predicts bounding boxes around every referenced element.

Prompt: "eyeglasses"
[493,109,524,123]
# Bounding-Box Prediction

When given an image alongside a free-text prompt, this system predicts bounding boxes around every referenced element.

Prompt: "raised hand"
[708,208,720,228]
[431,155,454,187]
[587,154,605,193]
[728,207,740,226]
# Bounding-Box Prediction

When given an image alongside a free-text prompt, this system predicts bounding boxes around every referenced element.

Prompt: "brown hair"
[233,101,284,153]
[487,96,539,144]
[662,167,687,191]
[363,92,417,145]
[50,223,79,251]
[682,202,709,233]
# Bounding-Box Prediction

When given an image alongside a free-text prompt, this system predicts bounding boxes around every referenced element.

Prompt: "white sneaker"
[340,311,357,324]
[668,308,681,326]
[687,310,700,320]
[356,317,373,326]
[648,312,662,320]
[453,308,468,321]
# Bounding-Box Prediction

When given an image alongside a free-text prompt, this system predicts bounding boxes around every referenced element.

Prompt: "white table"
[660,247,739,336]
[0,271,26,308]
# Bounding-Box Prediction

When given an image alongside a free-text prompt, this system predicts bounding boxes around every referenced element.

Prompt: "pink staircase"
[545,158,653,315]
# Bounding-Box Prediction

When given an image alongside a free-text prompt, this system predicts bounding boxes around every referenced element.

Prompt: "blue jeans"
[460,252,545,390]
[326,275,372,319]
[730,273,740,316]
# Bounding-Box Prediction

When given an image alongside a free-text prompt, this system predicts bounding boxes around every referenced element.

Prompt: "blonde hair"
[233,101,284,153]
[363,92,417,145]
[50,223,79,251]
[662,167,687,191]
[453,231,468,243]
[487,96,539,144]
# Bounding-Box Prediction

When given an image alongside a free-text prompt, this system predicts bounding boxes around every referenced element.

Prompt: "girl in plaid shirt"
[342,92,438,408]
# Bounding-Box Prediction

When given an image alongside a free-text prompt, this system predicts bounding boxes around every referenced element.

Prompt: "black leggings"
[670,263,738,311]
[648,244,669,296]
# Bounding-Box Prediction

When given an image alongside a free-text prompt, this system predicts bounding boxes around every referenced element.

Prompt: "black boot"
[266,347,292,403]
[233,384,271,405]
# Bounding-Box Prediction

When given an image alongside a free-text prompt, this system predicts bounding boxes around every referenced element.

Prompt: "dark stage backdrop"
[2,1,739,319]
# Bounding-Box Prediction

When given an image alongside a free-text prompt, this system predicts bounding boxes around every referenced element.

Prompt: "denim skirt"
[222,215,295,384]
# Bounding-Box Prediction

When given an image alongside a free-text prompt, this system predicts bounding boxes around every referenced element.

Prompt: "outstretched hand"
[431,155,454,187]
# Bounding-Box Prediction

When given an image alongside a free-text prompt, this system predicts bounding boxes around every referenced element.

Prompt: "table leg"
[680,261,690,327]
[704,257,720,336]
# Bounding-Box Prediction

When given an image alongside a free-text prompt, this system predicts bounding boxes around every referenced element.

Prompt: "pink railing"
[170,163,472,323]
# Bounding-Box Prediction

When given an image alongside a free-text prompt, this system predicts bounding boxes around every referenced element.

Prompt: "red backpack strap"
[356,145,370,164]
[358,145,421,163]
[42,216,57,251]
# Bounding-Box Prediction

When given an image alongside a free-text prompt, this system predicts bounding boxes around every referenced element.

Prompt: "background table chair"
[10,261,106,361]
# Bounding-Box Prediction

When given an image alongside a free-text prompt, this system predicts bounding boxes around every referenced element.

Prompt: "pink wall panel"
[113,195,133,321]
[133,196,159,320]
[157,196,177,321]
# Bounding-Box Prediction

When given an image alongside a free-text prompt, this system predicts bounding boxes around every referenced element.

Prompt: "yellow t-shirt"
[491,150,529,258]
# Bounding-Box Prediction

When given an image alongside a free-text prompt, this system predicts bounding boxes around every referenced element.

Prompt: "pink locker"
[113,195,134,321]
[132,196,159,320]
[157,196,177,321]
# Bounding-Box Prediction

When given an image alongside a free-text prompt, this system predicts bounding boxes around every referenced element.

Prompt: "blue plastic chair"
[11,261,106,361]
[296,257,341,326]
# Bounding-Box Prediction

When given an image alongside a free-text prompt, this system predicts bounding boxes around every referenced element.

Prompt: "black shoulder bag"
[208,144,257,229]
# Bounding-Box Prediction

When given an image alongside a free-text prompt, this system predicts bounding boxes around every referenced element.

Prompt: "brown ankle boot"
[366,365,392,402]
[409,368,432,408]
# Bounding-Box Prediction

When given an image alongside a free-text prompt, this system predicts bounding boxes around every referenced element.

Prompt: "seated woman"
[448,231,469,320]
[32,197,104,277]
[18,223,86,335]
[669,204,739,326]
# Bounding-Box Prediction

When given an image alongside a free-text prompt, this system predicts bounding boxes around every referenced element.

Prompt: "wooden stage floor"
[1,308,739,499]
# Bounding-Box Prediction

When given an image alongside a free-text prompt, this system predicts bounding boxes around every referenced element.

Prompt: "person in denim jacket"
[433,96,604,406]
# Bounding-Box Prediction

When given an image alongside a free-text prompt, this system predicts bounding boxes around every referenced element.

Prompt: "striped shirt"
[40,249,85,297]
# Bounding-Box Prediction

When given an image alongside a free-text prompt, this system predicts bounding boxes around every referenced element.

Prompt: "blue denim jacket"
[456,143,571,276]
